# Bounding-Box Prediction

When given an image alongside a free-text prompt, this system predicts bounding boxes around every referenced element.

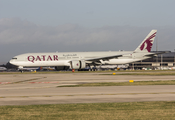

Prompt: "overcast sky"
[0,0,175,63]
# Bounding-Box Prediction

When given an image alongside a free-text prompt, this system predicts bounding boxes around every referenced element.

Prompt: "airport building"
[129,51,175,70]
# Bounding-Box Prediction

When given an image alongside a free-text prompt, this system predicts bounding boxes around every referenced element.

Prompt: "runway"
[0,72,175,105]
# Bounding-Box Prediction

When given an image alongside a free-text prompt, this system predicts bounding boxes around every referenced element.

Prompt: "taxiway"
[0,72,175,105]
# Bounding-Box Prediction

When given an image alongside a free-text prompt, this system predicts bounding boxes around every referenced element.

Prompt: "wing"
[85,53,131,65]
[85,54,122,61]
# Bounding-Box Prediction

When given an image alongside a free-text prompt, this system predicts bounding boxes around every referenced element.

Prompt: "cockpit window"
[12,58,17,59]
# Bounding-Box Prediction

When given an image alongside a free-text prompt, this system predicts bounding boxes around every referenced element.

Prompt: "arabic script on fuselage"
[63,54,77,56]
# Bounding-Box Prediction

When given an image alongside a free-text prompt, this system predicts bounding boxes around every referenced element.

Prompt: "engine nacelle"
[55,66,70,71]
[71,60,86,69]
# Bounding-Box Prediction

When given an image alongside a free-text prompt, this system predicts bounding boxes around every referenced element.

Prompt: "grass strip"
[0,101,175,120]
[58,80,175,87]
[103,72,175,75]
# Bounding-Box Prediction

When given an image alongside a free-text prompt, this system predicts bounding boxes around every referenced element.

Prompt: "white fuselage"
[9,51,152,68]
[9,30,157,69]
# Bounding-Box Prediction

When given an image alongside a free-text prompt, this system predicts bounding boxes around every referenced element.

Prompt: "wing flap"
[85,54,123,62]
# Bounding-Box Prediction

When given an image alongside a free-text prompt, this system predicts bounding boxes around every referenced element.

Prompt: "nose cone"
[9,59,15,65]
[9,57,18,66]
[9,59,13,64]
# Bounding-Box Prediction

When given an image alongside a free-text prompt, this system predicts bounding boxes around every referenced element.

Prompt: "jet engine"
[70,60,86,69]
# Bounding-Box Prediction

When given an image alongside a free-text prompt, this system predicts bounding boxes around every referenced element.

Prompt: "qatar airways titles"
[28,55,59,63]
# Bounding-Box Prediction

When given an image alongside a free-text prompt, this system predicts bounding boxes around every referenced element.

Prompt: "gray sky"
[0,0,175,63]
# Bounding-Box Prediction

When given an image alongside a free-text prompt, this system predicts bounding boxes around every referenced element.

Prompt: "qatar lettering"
[28,55,58,63]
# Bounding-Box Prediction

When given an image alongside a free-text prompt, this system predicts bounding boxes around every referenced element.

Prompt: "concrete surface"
[0,72,175,105]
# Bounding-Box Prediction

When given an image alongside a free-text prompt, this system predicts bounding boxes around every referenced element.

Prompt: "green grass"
[104,71,175,76]
[58,80,175,87]
[0,101,175,120]
[113,73,175,75]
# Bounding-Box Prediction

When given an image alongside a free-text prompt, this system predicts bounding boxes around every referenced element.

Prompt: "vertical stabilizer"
[135,30,157,52]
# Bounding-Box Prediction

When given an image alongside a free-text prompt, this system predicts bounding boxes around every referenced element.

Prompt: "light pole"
[156,36,158,68]
[174,49,175,66]
[161,54,163,70]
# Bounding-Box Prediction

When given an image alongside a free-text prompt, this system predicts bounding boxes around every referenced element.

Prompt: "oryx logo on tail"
[140,32,156,52]
[134,30,157,53]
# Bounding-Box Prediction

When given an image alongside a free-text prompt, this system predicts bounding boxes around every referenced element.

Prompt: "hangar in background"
[130,51,175,70]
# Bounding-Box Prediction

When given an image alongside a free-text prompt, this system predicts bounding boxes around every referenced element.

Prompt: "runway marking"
[1,92,175,98]
[0,82,11,84]
[12,77,47,84]
[29,82,59,84]
[0,77,47,85]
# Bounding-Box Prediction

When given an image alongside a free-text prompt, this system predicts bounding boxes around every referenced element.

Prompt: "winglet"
[135,30,157,52]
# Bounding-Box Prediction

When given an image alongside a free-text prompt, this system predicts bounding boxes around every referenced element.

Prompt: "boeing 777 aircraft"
[9,30,157,71]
